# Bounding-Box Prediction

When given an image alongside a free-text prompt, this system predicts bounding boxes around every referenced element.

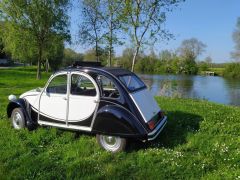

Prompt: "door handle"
[94,100,100,103]
[62,97,68,100]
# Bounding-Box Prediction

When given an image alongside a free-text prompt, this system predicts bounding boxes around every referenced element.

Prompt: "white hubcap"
[13,112,22,129]
[100,135,121,152]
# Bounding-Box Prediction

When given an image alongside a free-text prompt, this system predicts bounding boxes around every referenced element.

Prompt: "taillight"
[148,111,165,130]
[148,120,155,130]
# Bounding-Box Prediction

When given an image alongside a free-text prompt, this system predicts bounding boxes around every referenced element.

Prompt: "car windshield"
[119,74,146,92]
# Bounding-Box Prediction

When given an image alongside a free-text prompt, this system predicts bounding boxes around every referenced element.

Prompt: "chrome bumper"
[148,116,167,141]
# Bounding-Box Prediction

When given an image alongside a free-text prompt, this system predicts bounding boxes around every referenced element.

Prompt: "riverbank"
[199,67,225,76]
[0,68,240,179]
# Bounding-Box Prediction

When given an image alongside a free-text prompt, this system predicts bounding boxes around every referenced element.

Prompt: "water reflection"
[138,74,240,106]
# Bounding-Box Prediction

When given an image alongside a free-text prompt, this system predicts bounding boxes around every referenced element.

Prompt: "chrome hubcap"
[13,112,22,129]
[100,135,121,152]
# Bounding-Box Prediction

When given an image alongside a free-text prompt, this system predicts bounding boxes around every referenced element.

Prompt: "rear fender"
[92,105,147,138]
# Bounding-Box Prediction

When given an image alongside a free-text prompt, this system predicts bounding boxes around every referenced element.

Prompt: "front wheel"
[96,134,127,153]
[11,108,26,129]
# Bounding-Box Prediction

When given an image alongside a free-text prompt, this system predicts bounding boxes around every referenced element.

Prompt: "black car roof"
[100,67,132,76]
[60,66,133,77]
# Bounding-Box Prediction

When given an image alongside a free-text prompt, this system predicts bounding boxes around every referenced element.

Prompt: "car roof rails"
[72,61,102,68]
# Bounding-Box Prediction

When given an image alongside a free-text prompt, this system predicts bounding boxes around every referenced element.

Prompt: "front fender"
[7,98,36,130]
[92,105,147,138]
[7,98,27,118]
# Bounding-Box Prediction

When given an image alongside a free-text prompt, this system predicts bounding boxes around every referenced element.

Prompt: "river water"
[138,74,240,106]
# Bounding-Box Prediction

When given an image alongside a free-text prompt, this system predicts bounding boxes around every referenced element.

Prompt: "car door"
[39,73,68,124]
[67,72,100,127]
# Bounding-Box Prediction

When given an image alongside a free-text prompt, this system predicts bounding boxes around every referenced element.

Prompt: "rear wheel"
[11,108,25,129]
[96,134,126,153]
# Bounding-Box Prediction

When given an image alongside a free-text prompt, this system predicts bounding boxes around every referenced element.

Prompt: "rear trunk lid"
[130,88,160,122]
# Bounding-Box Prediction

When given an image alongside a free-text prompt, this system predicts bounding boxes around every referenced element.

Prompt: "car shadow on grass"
[128,110,203,151]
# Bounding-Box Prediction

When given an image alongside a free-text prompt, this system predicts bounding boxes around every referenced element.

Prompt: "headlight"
[8,94,17,101]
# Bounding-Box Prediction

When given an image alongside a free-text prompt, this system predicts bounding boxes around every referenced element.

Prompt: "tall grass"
[0,67,240,179]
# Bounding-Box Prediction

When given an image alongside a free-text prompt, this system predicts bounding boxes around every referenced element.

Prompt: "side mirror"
[36,87,42,92]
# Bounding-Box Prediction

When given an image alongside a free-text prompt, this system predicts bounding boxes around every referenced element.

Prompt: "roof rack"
[72,61,102,67]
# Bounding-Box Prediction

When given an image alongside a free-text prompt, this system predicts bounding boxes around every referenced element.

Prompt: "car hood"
[19,88,43,98]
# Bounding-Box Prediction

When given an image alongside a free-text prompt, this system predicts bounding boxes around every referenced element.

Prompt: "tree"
[159,50,173,62]
[0,0,70,79]
[178,38,206,74]
[178,38,206,60]
[124,0,184,72]
[83,47,108,65]
[0,33,6,59]
[79,0,105,62]
[63,48,84,67]
[117,47,134,69]
[205,56,212,68]
[44,35,65,71]
[2,23,38,64]
[232,17,240,61]
[101,0,124,66]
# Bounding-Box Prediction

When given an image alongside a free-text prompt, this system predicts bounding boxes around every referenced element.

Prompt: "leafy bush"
[223,63,240,78]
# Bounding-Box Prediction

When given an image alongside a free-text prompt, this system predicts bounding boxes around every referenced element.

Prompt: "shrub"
[223,63,240,78]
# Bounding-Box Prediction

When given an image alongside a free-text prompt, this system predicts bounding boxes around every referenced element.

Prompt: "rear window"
[119,74,146,92]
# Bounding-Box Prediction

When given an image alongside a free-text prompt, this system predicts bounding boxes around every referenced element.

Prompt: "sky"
[68,0,240,63]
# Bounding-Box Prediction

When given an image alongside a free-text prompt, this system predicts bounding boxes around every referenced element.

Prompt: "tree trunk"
[131,45,140,72]
[95,40,99,62]
[37,59,41,79]
[45,58,49,73]
[108,14,113,67]
[108,35,112,66]
[37,47,42,80]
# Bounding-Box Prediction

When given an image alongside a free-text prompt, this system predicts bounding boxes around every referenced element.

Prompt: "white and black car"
[7,62,167,152]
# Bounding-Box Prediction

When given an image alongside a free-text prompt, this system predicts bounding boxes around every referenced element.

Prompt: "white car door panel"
[39,73,68,122]
[68,95,97,121]
[40,93,67,121]
[68,73,99,123]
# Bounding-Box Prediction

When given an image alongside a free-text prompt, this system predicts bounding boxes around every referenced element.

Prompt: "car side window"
[71,74,96,96]
[46,74,67,94]
[97,75,120,99]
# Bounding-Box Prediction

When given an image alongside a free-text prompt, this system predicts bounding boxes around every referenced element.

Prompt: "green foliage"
[0,67,240,178]
[0,34,7,59]
[198,61,209,71]
[83,47,108,66]
[47,38,65,71]
[0,0,70,79]
[63,48,84,67]
[79,0,105,62]
[124,0,184,71]
[101,0,124,66]
[178,38,206,60]
[116,47,135,70]
[179,57,198,74]
[208,67,225,76]
[132,49,198,75]
[223,63,240,79]
[1,22,38,63]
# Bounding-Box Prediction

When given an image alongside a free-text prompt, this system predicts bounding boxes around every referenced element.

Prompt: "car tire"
[11,108,26,129]
[96,134,127,153]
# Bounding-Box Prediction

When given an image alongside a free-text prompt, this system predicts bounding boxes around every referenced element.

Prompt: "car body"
[7,62,167,152]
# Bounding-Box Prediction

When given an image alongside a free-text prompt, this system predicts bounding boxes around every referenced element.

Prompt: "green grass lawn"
[199,67,225,76]
[208,67,225,76]
[0,68,240,179]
